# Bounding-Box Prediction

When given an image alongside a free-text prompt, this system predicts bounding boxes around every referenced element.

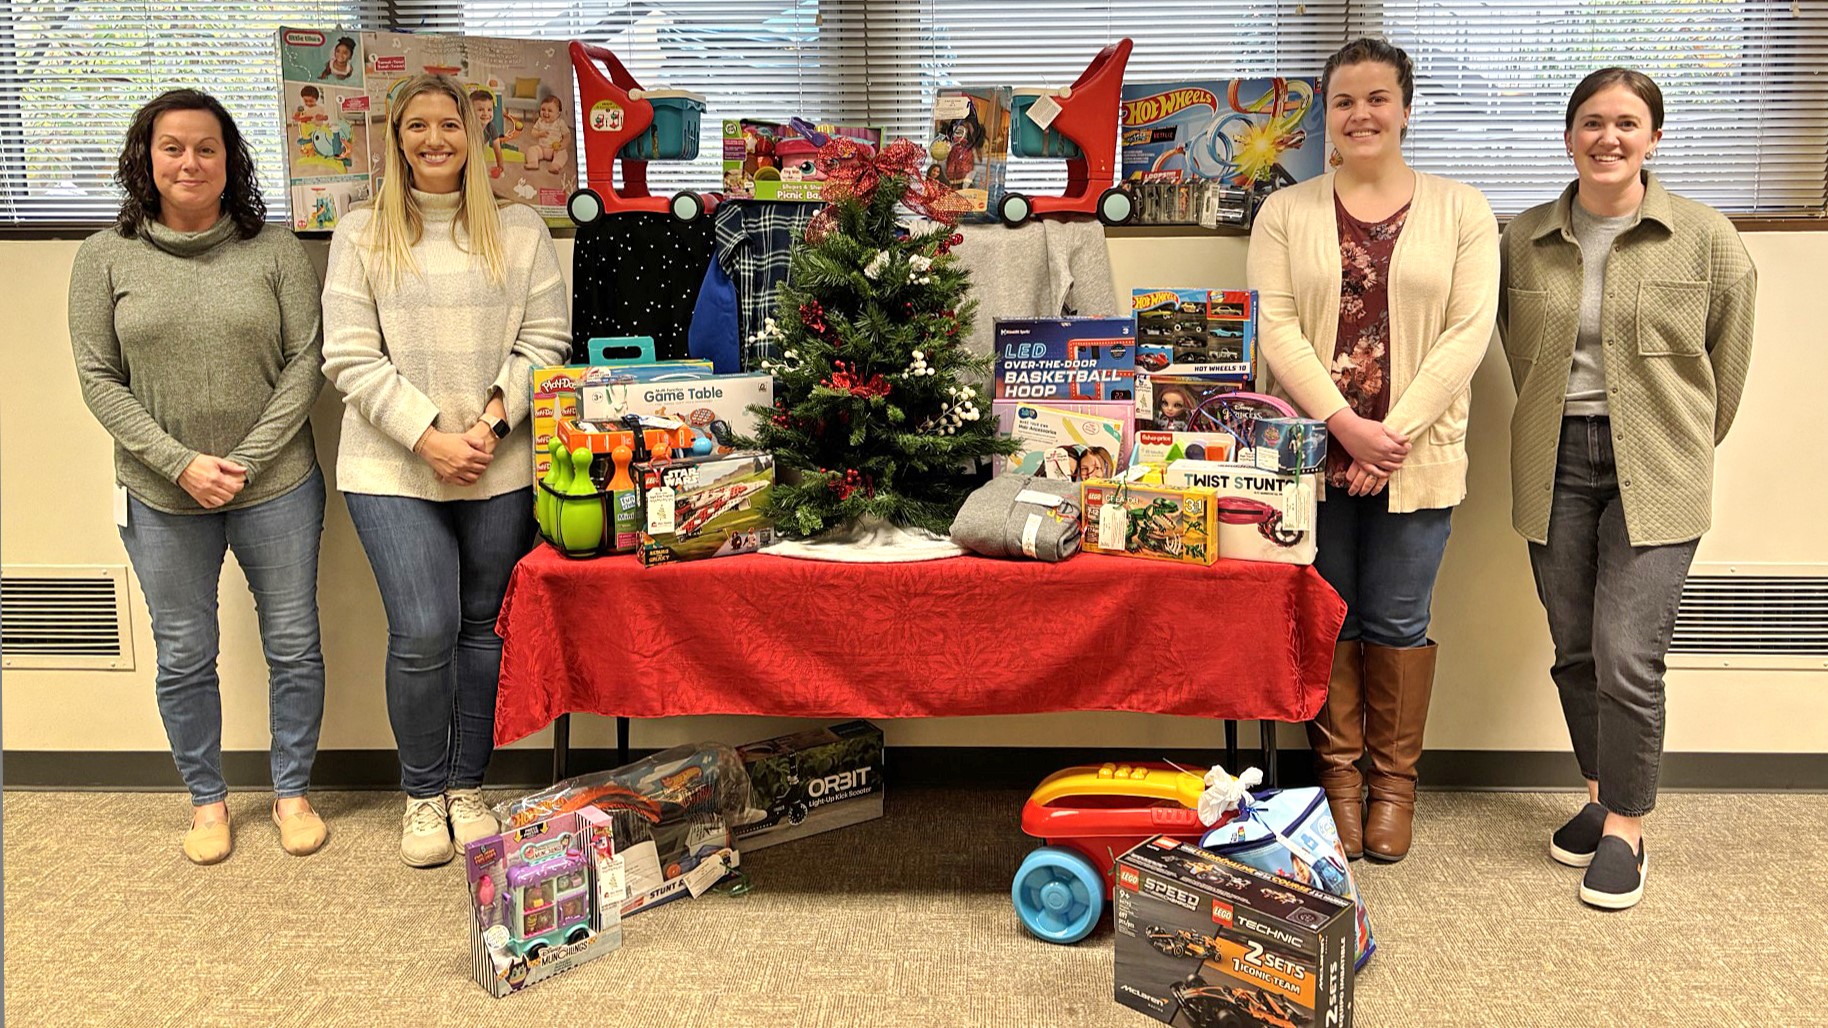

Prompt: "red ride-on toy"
[1000,38,1135,228]
[1012,762,1228,943]
[566,41,713,227]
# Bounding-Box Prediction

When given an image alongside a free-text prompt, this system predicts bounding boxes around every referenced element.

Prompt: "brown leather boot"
[1362,641,1437,863]
[1306,640,1365,860]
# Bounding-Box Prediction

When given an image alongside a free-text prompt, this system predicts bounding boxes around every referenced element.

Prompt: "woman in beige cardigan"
[1247,38,1498,863]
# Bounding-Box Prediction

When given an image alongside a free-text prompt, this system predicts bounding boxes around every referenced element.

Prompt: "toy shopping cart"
[566,40,713,226]
[999,38,1135,227]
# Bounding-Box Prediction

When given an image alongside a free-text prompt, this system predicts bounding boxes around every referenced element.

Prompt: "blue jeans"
[118,467,326,805]
[344,488,534,798]
[1315,490,1453,648]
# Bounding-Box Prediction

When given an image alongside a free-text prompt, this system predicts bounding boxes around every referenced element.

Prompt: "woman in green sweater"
[69,90,329,864]
[1499,68,1756,910]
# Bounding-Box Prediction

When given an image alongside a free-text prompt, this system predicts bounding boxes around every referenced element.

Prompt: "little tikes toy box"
[1114,835,1355,1028]
[993,317,1137,402]
[734,720,885,851]
[1160,460,1317,566]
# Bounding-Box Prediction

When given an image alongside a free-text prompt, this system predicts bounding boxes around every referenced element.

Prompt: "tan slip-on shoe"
[182,811,233,866]
[273,800,328,856]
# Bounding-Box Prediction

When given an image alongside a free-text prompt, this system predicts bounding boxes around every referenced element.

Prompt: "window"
[3,1,1825,226]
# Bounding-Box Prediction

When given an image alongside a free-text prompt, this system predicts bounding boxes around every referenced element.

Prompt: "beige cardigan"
[1247,171,1500,512]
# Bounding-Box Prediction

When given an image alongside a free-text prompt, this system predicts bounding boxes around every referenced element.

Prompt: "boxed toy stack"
[929,87,1012,220]
[721,119,884,200]
[734,720,885,851]
[633,451,777,565]
[993,318,1137,478]
[1114,836,1356,1027]
[465,807,624,997]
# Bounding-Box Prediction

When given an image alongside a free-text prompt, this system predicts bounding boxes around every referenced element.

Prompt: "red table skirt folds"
[494,546,1347,746]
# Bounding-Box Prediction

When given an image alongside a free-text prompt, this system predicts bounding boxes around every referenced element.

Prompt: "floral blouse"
[1330,192,1409,488]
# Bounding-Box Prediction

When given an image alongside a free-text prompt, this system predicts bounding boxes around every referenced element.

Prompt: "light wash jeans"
[343,488,534,798]
[118,467,326,805]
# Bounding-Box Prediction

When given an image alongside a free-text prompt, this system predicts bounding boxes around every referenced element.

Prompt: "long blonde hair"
[365,74,506,290]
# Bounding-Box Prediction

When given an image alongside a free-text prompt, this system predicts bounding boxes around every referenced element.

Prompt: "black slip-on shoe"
[1549,802,1607,867]
[1579,835,1647,910]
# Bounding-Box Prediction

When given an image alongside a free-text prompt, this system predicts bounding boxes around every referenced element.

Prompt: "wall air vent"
[1,565,135,670]
[1669,564,1828,670]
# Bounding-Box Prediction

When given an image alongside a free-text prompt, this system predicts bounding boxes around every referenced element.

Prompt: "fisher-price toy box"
[1132,430,1237,466]
[734,720,885,852]
[1114,835,1356,1028]
[930,87,1012,220]
[993,317,1137,402]
[721,119,885,201]
[1158,460,1317,566]
[994,401,1132,481]
[1079,479,1218,566]
[1132,289,1256,381]
[634,451,776,566]
[465,807,624,999]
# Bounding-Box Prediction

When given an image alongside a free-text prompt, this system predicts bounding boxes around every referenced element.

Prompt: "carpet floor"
[2,788,1819,1027]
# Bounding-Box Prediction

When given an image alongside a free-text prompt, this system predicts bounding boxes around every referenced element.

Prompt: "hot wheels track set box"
[1114,835,1356,1028]
[993,317,1137,402]
[733,720,885,851]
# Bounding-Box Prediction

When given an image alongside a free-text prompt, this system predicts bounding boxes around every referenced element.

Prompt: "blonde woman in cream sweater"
[1247,38,1498,864]
[322,74,571,868]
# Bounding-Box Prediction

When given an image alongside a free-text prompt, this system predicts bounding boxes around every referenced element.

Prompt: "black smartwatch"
[480,414,510,439]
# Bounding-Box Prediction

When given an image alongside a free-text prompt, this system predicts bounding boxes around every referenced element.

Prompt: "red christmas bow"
[815,137,971,224]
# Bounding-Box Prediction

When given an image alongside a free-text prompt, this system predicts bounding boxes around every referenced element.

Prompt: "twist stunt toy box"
[1114,836,1355,1028]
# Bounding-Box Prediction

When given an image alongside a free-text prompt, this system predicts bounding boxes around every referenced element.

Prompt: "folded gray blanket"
[950,474,1082,562]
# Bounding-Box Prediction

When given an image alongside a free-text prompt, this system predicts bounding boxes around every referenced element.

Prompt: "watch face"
[490,417,510,438]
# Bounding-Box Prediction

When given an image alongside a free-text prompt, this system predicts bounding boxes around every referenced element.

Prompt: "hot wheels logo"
[1132,290,1182,312]
[1122,88,1218,126]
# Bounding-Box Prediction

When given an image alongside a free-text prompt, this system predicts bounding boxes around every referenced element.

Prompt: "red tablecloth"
[494,546,1346,745]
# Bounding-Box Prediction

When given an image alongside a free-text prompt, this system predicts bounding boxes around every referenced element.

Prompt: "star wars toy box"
[993,317,1137,402]
[930,87,1012,220]
[633,451,776,566]
[993,400,1132,481]
[1157,460,1317,566]
[1079,479,1218,566]
[1119,78,1325,226]
[733,720,885,851]
[1114,835,1355,1028]
[1133,288,1256,381]
[465,807,624,999]
[721,119,885,200]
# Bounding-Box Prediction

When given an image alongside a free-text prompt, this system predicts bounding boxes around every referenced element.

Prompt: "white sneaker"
[447,788,500,846]
[401,795,453,868]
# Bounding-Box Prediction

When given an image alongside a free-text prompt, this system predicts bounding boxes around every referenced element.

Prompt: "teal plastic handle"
[587,336,657,366]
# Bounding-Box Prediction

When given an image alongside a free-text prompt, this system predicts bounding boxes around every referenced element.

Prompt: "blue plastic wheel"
[1011,846,1104,943]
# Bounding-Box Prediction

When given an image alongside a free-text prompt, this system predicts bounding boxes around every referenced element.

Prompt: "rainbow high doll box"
[1119,78,1325,226]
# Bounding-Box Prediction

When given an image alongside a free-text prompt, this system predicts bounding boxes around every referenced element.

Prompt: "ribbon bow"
[813,137,972,226]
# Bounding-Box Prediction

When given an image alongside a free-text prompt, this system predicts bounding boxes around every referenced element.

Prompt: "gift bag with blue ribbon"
[1196,766,1376,968]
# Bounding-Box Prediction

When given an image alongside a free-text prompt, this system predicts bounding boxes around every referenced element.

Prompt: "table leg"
[1224,720,1239,774]
[617,716,631,768]
[552,713,571,784]
[1259,721,1278,789]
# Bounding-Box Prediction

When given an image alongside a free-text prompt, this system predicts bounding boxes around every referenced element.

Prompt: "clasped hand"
[1327,410,1409,497]
[416,428,494,486]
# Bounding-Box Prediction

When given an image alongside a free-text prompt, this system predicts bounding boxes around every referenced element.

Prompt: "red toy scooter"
[1000,38,1135,227]
[565,41,713,226]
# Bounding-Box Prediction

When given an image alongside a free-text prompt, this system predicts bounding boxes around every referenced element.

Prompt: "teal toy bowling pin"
[555,445,604,558]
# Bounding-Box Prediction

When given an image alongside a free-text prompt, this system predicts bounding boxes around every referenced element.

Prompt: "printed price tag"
[1097,501,1128,551]
[1026,93,1064,130]
[1021,513,1043,558]
[683,848,736,898]
[646,484,676,534]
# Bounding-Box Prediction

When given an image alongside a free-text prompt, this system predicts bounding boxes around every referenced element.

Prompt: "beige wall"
[4,228,1824,762]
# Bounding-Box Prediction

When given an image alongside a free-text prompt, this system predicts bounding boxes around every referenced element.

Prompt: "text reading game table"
[495,546,1346,781]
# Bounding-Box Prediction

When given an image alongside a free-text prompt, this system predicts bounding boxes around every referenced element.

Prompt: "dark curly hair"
[114,89,265,240]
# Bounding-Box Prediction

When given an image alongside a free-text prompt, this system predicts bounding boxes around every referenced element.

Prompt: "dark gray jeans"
[1529,417,1697,817]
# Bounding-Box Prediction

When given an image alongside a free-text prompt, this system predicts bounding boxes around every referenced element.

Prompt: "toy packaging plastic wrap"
[634,451,776,566]
[993,317,1137,402]
[1158,461,1317,566]
[994,401,1131,482]
[1114,835,1356,1028]
[495,743,750,918]
[1080,478,1218,566]
[1199,788,1376,970]
[1132,430,1237,467]
[465,807,624,997]
[1119,79,1325,227]
[1248,417,1328,476]
[721,119,884,200]
[929,87,1012,220]
[734,720,885,852]
[1139,386,1296,463]
[1132,289,1256,381]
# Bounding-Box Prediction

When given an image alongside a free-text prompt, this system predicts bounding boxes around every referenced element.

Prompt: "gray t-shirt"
[1566,202,1637,417]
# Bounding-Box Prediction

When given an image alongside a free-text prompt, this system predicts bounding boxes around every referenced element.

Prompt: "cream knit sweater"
[322,191,572,501]
[1247,171,1500,512]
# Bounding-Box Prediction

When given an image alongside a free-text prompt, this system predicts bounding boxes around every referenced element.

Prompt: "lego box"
[1132,288,1256,381]
[1080,479,1218,566]
[635,451,776,566]
[733,720,885,851]
[993,400,1131,482]
[1114,835,1356,1028]
[993,317,1137,402]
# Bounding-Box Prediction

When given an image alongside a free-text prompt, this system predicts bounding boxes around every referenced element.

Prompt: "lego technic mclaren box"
[1115,836,1355,1028]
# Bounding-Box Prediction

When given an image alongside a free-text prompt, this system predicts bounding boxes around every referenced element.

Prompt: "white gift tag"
[1097,500,1128,551]
[114,484,129,528]
[1021,513,1043,558]
[1014,489,1065,508]
[645,484,676,533]
[683,848,736,898]
[1026,93,1064,130]
[934,95,971,120]
[1254,446,1282,473]
[597,853,627,905]
[1282,479,1314,533]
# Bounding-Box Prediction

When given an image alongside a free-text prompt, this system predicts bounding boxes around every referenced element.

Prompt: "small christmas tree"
[747,139,1017,539]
